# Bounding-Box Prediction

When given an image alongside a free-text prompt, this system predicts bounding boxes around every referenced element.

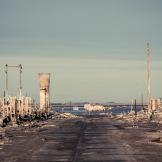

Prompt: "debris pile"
[112,107,162,130]
[84,104,105,112]
[52,112,81,119]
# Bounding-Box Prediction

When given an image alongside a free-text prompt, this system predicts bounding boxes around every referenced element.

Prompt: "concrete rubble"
[84,103,106,112]
[52,111,81,119]
[107,104,162,148]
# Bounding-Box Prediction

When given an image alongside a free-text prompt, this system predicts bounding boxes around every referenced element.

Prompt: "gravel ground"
[0,116,162,162]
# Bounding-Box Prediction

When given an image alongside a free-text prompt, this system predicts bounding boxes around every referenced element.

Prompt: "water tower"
[38,73,50,114]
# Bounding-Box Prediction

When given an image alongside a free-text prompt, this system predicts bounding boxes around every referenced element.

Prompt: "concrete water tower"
[38,73,50,114]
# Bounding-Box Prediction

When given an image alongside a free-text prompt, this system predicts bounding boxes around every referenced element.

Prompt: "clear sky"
[0,0,162,103]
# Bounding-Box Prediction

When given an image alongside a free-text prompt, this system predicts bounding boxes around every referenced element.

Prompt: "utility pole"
[134,99,137,115]
[146,43,151,112]
[19,64,22,98]
[5,64,8,97]
[141,94,144,110]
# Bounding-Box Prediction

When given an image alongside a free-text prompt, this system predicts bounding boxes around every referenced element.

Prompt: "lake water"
[55,105,142,115]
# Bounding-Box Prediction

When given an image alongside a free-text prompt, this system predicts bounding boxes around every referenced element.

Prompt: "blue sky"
[0,0,162,103]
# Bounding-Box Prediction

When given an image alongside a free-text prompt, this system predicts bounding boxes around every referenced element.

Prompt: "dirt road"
[0,116,162,162]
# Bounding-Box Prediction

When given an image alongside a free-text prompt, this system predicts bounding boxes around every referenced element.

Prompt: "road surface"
[0,116,162,162]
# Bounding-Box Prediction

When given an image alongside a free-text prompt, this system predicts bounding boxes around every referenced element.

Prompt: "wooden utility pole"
[19,64,22,98]
[141,94,144,110]
[134,99,137,115]
[5,64,8,97]
[146,43,151,112]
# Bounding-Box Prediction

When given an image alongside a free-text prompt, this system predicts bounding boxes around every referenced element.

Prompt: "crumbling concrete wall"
[151,98,162,110]
[0,96,33,123]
